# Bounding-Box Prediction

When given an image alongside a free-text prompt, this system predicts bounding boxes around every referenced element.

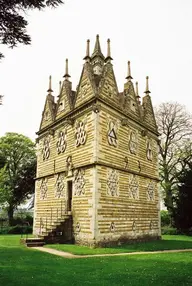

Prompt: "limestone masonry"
[33,35,161,246]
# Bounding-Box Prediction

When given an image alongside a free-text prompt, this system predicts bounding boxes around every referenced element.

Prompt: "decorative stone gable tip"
[47,75,53,93]
[126,61,133,81]
[63,58,71,80]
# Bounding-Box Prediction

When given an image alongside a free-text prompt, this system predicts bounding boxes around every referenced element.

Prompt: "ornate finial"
[63,58,71,80]
[126,61,133,81]
[105,38,113,62]
[144,76,151,94]
[59,81,62,93]
[47,75,53,93]
[83,39,91,61]
[57,81,62,97]
[135,81,141,103]
[91,34,105,60]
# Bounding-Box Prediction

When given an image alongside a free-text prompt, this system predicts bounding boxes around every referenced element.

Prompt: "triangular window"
[108,122,117,147]
[108,128,117,139]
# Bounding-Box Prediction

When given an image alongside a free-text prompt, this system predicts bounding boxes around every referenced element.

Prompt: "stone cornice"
[35,161,159,182]
[37,93,159,138]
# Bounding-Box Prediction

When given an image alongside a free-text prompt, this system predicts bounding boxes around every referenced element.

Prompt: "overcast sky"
[0,0,192,141]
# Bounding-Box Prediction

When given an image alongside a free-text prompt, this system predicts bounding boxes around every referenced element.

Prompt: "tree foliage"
[0,0,63,59]
[155,102,192,216]
[173,167,192,233]
[0,133,36,225]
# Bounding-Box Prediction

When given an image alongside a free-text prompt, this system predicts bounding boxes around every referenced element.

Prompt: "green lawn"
[45,235,192,255]
[0,235,192,286]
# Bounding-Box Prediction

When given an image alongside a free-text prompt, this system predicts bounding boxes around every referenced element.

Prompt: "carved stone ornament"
[75,120,87,147]
[66,156,73,177]
[107,169,119,196]
[141,129,148,137]
[57,130,67,154]
[55,173,65,199]
[40,178,48,200]
[129,175,139,199]
[49,128,55,136]
[149,220,153,230]
[147,181,155,201]
[64,118,74,126]
[110,222,115,232]
[74,169,85,196]
[108,121,117,147]
[92,103,101,113]
[146,140,153,161]
[121,118,129,127]
[129,131,138,155]
[42,137,50,160]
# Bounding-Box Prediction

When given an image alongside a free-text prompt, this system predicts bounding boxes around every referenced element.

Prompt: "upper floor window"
[57,129,67,154]
[75,120,87,147]
[42,137,50,160]
[147,140,153,161]
[108,121,117,147]
[129,130,138,155]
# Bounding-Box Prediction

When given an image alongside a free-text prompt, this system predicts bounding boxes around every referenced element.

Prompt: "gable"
[142,95,157,131]
[123,81,141,119]
[55,81,74,120]
[75,63,96,108]
[98,63,119,106]
[39,95,55,130]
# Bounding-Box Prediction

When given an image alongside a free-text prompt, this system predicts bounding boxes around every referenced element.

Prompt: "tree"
[173,167,192,233]
[0,0,63,59]
[0,133,36,225]
[155,102,192,217]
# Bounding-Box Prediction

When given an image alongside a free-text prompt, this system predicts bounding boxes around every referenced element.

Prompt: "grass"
[0,235,192,286]
[45,235,192,255]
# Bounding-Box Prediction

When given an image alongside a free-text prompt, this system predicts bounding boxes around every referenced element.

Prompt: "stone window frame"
[73,169,85,196]
[40,178,48,200]
[129,130,138,155]
[146,139,153,161]
[42,136,50,161]
[56,129,67,154]
[108,120,118,147]
[107,168,119,197]
[147,181,155,201]
[129,175,139,199]
[55,173,65,199]
[75,118,87,147]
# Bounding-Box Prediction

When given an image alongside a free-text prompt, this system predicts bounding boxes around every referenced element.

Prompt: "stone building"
[33,35,160,246]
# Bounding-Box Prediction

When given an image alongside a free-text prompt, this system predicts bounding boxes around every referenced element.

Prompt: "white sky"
[0,0,192,141]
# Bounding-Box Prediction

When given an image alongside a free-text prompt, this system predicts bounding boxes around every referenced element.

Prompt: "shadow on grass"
[0,246,192,286]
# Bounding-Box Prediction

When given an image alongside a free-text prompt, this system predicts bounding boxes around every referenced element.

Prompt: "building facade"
[33,35,160,246]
